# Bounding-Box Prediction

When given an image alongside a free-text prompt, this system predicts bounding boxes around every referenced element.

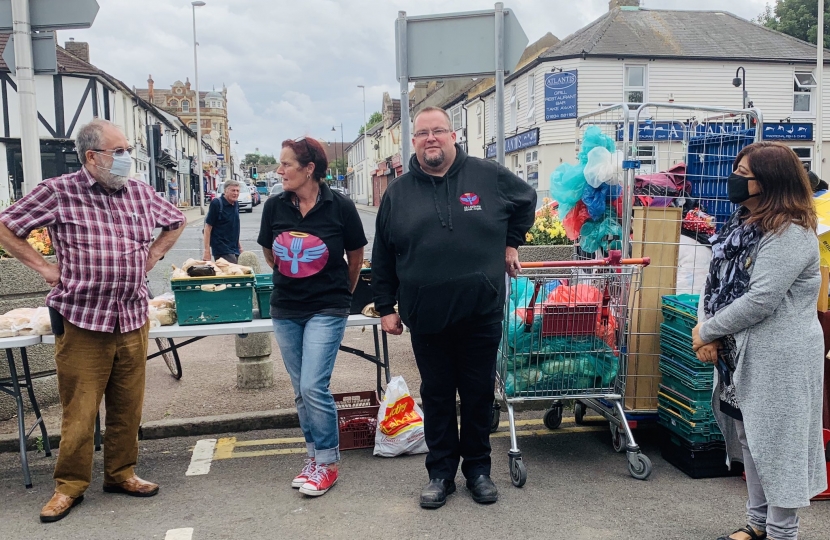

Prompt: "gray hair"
[223,179,242,192]
[76,118,117,164]
[413,106,452,130]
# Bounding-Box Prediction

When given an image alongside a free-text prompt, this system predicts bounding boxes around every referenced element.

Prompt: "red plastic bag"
[546,284,602,306]
[563,201,591,241]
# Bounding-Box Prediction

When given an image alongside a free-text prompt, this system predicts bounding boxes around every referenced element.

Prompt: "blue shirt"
[205,195,240,256]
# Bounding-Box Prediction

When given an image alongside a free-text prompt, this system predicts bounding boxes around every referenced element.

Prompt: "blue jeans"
[272,315,347,465]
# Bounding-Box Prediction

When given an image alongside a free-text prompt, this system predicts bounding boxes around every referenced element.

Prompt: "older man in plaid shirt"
[0,119,186,522]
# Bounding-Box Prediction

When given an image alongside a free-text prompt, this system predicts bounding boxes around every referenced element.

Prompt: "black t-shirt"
[205,195,240,256]
[257,182,367,318]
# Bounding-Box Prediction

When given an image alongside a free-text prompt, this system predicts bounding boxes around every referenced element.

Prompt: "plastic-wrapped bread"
[0,316,16,337]
[14,307,50,336]
[148,292,175,310]
[3,308,37,335]
[149,305,176,326]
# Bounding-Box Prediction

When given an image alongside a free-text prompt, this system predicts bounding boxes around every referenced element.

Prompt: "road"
[148,195,377,295]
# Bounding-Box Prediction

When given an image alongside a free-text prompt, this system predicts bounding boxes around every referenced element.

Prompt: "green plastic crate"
[659,356,714,399]
[658,407,724,444]
[171,275,254,326]
[660,324,710,371]
[661,306,697,336]
[661,294,699,318]
[255,274,273,320]
[658,386,715,422]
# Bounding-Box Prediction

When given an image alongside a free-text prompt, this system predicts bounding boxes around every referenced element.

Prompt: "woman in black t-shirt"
[257,137,366,497]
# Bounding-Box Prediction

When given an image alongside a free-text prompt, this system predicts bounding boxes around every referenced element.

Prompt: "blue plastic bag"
[579,209,622,255]
[581,183,609,221]
[550,162,586,208]
[578,126,616,164]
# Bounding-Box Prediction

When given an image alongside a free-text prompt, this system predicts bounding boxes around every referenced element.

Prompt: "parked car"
[217,182,253,212]
[256,180,269,196]
[270,183,284,197]
[249,184,261,206]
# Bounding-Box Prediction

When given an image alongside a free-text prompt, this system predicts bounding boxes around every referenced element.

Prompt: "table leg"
[94,413,102,452]
[20,347,50,457]
[372,327,382,397]
[381,331,391,385]
[7,349,32,488]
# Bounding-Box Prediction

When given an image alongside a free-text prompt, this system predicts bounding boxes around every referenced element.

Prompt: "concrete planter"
[518,244,576,263]
[0,256,57,421]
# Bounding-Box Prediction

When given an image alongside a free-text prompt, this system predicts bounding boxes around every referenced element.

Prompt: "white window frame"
[170,99,178,108]
[793,71,817,116]
[476,104,483,138]
[181,100,190,113]
[450,105,463,132]
[525,150,539,188]
[188,122,197,130]
[624,64,647,110]
[792,146,813,171]
[526,74,535,121]
[509,85,517,133]
[636,144,657,174]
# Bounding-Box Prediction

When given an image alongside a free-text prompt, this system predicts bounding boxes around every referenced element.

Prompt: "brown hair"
[281,137,328,181]
[733,141,817,233]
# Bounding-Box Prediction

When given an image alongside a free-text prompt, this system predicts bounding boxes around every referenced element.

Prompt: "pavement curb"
[0,399,564,454]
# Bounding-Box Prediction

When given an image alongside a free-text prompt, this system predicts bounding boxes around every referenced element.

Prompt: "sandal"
[716,525,767,540]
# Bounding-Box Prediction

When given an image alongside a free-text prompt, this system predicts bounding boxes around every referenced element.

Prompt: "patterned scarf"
[703,208,763,416]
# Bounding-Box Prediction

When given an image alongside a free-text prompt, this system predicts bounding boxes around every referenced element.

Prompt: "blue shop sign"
[544,70,578,121]
[617,121,686,142]
[762,123,812,141]
[486,128,539,159]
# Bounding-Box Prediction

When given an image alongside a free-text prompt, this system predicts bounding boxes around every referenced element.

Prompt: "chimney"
[609,0,639,10]
[64,38,90,63]
[148,75,155,102]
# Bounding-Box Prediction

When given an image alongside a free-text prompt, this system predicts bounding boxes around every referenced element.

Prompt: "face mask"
[727,173,760,204]
[105,152,133,178]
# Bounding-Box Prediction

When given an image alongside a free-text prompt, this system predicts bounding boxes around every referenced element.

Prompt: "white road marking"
[165,528,194,540]
[186,439,217,476]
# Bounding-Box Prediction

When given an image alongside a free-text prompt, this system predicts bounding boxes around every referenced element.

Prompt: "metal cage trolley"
[494,252,651,486]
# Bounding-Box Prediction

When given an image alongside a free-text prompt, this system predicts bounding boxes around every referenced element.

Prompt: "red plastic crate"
[540,303,598,337]
[334,391,380,450]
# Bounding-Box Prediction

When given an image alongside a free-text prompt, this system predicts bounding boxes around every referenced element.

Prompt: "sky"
[60,0,770,163]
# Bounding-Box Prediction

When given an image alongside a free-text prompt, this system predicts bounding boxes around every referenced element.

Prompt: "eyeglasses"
[292,137,315,159]
[92,147,134,157]
[413,128,450,140]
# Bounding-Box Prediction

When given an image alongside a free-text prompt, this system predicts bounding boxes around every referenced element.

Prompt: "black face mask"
[727,173,760,204]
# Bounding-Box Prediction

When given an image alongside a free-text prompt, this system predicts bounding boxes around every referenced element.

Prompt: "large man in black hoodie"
[372,107,536,509]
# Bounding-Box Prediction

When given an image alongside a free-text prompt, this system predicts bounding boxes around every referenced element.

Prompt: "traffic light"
[249,166,258,179]
[326,168,332,180]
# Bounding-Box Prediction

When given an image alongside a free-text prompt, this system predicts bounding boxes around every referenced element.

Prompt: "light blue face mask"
[94,151,132,177]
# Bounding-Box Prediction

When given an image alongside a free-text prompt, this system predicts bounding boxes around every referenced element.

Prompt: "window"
[526,74,535,121]
[488,96,495,141]
[526,150,539,188]
[624,65,647,109]
[509,85,517,133]
[793,72,817,114]
[181,100,189,113]
[636,145,657,174]
[170,99,178,108]
[476,104,482,138]
[793,147,812,170]
[188,122,197,130]
[450,105,463,131]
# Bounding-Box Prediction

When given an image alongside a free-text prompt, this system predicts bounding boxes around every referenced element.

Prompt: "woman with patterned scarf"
[692,142,826,540]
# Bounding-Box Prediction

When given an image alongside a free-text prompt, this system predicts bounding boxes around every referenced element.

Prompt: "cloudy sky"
[61,0,769,162]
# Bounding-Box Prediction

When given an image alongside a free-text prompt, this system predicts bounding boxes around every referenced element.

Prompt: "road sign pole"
[397,11,410,174]
[12,0,43,196]
[495,3,506,167]
[192,4,205,215]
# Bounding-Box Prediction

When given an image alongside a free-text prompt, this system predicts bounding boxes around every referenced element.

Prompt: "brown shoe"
[103,475,159,497]
[40,492,84,523]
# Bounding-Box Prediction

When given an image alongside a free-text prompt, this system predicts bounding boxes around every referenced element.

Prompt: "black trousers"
[411,321,501,480]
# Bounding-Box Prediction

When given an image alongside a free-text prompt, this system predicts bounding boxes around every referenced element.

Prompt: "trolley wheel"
[573,401,586,425]
[509,456,527,488]
[611,427,627,453]
[490,402,501,433]
[628,453,653,481]
[153,338,182,379]
[543,405,563,430]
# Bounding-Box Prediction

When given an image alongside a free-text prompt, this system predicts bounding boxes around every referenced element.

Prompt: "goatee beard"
[97,171,129,190]
[423,150,445,168]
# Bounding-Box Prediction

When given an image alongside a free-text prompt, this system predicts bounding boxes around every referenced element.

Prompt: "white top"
[40,314,381,344]
[0,335,43,349]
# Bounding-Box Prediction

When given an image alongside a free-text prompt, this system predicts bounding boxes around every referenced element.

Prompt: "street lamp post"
[357,85,367,130]
[732,66,748,110]
[332,123,344,189]
[192,0,206,215]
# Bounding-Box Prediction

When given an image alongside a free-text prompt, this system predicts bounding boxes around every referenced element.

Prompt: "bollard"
[235,251,274,389]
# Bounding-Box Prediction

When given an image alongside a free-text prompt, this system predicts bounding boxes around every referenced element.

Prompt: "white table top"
[0,335,43,348]
[40,314,382,344]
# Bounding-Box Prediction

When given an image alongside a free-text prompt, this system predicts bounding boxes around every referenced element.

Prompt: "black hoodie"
[372,145,536,334]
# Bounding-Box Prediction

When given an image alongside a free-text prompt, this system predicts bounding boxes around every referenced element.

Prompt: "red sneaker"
[299,463,338,496]
[291,459,316,489]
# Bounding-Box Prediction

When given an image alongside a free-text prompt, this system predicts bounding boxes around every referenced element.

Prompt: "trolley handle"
[519,250,650,269]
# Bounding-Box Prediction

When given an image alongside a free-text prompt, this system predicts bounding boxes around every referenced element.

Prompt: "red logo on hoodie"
[460,192,482,211]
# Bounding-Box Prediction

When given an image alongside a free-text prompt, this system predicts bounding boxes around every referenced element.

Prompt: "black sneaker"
[419,478,456,509]
[466,475,498,504]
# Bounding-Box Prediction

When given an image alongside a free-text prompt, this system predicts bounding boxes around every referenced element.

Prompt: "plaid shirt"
[0,168,185,333]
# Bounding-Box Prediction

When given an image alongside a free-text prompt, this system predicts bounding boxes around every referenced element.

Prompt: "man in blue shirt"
[203,180,242,263]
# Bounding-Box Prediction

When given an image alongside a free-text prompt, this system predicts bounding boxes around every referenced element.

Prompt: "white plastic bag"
[373,376,428,457]
[583,146,616,188]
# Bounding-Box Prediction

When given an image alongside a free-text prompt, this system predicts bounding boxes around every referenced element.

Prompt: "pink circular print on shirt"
[272,231,330,278]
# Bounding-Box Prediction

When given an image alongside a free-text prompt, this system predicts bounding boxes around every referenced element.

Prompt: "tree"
[258,154,277,166]
[755,0,830,48]
[242,152,277,167]
[358,111,384,134]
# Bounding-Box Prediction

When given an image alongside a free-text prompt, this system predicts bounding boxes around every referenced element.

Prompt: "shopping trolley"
[493,252,651,486]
